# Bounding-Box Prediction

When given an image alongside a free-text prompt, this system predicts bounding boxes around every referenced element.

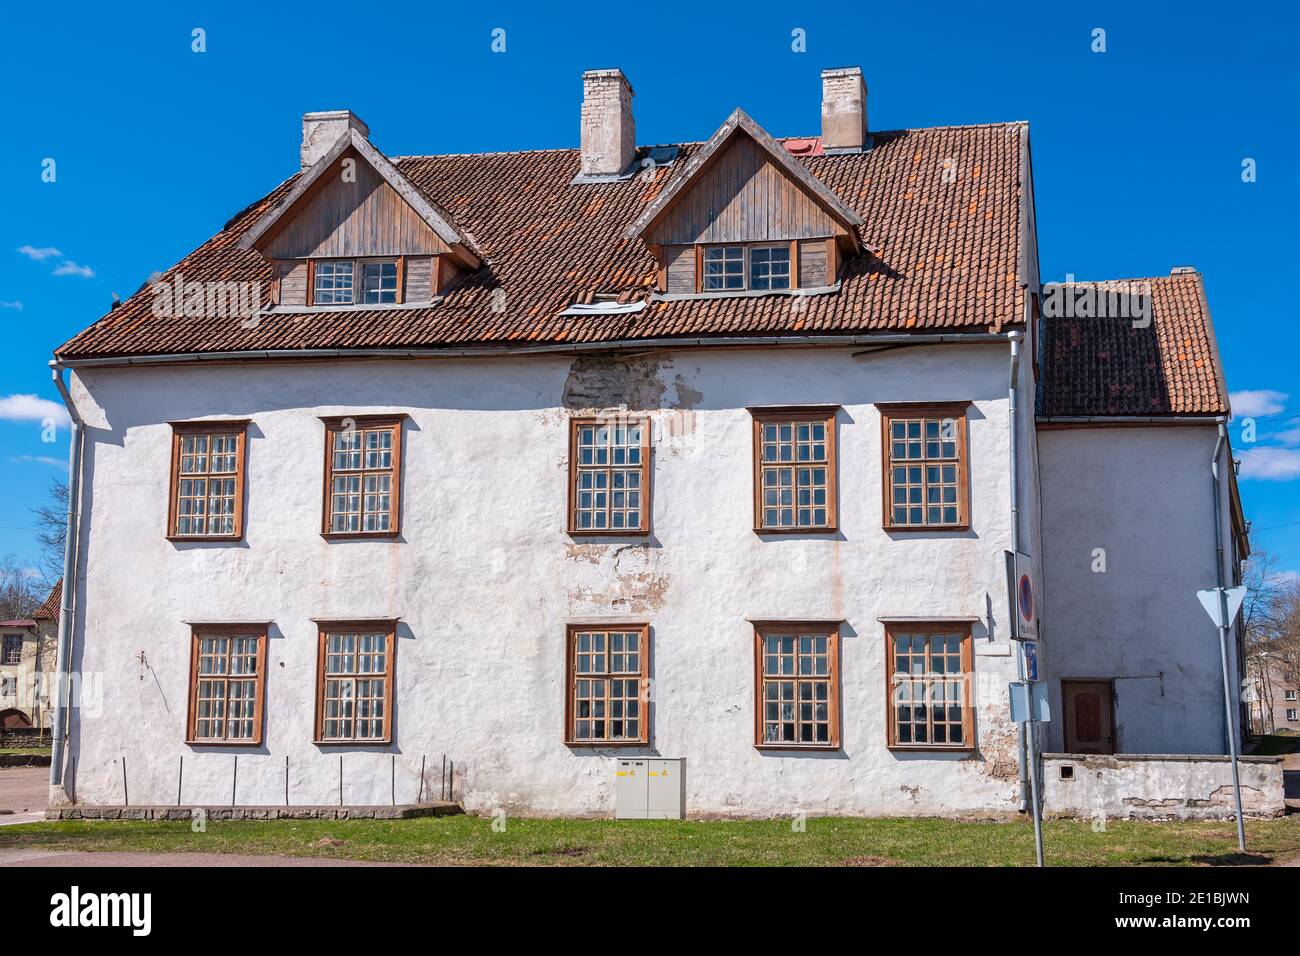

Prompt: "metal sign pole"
[1215,587,1247,853]
[1198,584,1248,853]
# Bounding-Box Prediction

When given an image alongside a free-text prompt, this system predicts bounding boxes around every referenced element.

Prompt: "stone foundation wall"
[1042,753,1285,820]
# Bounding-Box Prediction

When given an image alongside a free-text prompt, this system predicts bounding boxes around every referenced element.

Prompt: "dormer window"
[750,245,790,290]
[703,246,744,290]
[361,261,399,304]
[313,261,355,305]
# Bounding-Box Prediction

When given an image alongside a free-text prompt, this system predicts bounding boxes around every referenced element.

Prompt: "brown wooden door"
[1062,680,1114,754]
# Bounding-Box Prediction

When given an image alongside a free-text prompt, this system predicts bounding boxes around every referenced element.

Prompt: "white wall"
[1038,425,1236,755]
[62,344,1033,816]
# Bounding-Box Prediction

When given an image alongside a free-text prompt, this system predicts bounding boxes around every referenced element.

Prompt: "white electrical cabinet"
[615,757,685,819]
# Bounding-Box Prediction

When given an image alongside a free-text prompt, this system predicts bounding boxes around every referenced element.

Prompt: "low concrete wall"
[1042,753,1285,820]
[45,803,462,821]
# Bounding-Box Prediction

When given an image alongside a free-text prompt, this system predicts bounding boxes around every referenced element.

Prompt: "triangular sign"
[1196,586,1247,628]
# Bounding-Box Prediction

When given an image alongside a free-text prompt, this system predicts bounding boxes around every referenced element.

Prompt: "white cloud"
[1230,389,1288,417]
[16,245,62,261]
[51,260,95,279]
[8,454,67,470]
[0,394,70,424]
[1238,448,1300,481]
[0,300,22,311]
[1270,569,1300,587]
[1271,423,1300,447]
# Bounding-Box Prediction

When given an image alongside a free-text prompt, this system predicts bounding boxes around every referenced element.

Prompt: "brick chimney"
[300,110,370,170]
[580,69,636,176]
[821,67,867,151]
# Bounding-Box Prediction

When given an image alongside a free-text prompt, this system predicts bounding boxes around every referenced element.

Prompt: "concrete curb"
[45,803,462,821]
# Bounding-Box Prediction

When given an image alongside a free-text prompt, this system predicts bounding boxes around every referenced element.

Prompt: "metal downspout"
[1008,333,1029,813]
[1211,419,1247,851]
[48,361,83,800]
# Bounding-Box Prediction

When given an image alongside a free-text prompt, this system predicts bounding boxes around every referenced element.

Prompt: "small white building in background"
[44,66,1264,818]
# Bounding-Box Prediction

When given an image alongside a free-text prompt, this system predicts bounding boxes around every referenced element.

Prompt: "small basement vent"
[615,757,685,819]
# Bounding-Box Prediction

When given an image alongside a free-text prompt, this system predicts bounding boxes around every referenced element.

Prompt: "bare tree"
[0,556,45,621]
[1241,551,1284,732]
[31,479,67,589]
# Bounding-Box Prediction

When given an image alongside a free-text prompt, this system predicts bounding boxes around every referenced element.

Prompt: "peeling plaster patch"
[562,355,670,411]
[671,373,704,409]
[899,785,921,801]
[565,542,670,614]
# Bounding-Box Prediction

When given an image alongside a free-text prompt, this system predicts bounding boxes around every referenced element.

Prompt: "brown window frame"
[307,256,405,307]
[750,406,839,533]
[567,416,652,535]
[752,621,842,750]
[564,623,650,747]
[878,402,971,531]
[313,620,397,745]
[320,415,405,539]
[884,621,975,752]
[696,240,804,293]
[185,624,268,746]
[166,420,251,541]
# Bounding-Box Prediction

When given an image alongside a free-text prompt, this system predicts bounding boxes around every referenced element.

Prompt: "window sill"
[755,743,840,752]
[651,282,841,303]
[754,526,838,535]
[186,739,263,747]
[886,744,975,754]
[883,524,971,533]
[167,534,243,543]
[567,528,650,537]
[314,738,393,747]
[565,740,649,748]
[320,531,401,541]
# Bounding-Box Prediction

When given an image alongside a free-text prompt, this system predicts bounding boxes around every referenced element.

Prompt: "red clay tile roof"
[55,121,1029,359]
[33,580,62,621]
[1038,271,1229,417]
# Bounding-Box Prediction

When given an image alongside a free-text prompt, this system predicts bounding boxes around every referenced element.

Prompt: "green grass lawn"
[1,814,1297,866]
[0,747,51,756]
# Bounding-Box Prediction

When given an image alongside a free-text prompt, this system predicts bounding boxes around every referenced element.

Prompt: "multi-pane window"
[750,246,791,290]
[168,422,247,539]
[1,634,21,665]
[754,623,840,748]
[313,260,355,304]
[1286,690,1298,701]
[361,261,399,304]
[886,624,973,749]
[321,416,403,536]
[566,625,649,744]
[186,627,266,744]
[569,418,650,533]
[315,623,395,743]
[1288,709,1298,722]
[880,403,970,529]
[752,407,837,531]
[702,245,744,290]
[310,258,405,306]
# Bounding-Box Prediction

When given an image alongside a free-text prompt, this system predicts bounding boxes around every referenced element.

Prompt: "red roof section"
[33,580,62,621]
[1039,271,1230,417]
[55,121,1029,358]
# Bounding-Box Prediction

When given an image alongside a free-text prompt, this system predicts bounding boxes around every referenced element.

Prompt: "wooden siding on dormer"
[646,135,848,247]
[263,149,452,260]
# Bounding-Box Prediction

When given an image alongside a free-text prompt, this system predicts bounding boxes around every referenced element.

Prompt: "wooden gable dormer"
[625,109,863,296]
[239,127,480,308]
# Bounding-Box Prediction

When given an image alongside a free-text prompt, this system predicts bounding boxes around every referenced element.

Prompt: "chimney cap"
[302,109,370,135]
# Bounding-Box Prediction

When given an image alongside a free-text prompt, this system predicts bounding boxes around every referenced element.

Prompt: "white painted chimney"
[580,69,636,176]
[821,67,867,151]
[300,110,370,170]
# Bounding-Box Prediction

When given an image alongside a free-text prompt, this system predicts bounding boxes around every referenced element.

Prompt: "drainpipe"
[1007,332,1029,812]
[1211,418,1247,851]
[48,361,83,801]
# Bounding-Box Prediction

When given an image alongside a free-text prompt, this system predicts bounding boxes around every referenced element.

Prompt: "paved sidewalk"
[0,767,48,818]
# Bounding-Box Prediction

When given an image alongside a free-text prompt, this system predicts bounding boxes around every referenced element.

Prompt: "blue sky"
[1,1,1297,579]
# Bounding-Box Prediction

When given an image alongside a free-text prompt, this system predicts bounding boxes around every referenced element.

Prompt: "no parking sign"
[1004,550,1038,640]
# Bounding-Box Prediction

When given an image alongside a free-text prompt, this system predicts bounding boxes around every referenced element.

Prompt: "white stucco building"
[45,67,1259,818]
